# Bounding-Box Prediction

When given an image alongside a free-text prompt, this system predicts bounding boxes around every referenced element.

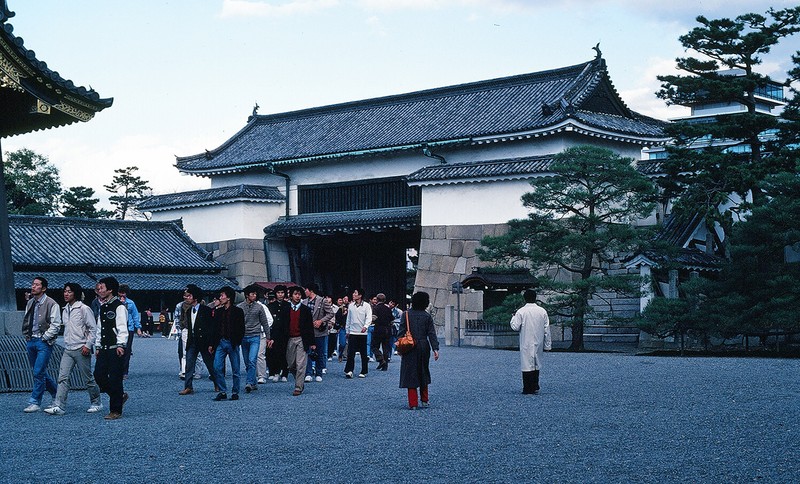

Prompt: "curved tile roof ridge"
[137,184,284,210]
[0,6,112,107]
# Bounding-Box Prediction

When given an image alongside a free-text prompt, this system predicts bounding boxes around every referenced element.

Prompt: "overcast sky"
[3,0,798,207]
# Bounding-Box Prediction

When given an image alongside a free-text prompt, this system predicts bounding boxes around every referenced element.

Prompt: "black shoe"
[380,364,388,371]
[213,392,227,401]
[230,393,239,401]
[244,384,252,393]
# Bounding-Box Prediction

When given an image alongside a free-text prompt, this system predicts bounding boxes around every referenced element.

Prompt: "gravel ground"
[1,336,798,483]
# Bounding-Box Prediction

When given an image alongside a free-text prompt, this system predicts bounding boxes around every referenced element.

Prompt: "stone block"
[253,250,266,264]
[453,257,467,275]
[417,252,433,272]
[433,226,447,239]
[446,225,484,241]
[421,226,435,239]
[462,240,481,258]
[440,256,458,274]
[450,240,464,257]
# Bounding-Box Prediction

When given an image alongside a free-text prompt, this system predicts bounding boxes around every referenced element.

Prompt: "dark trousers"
[184,343,216,390]
[522,370,540,394]
[122,332,135,376]
[345,334,369,375]
[370,328,392,365]
[327,331,338,356]
[267,339,288,377]
[95,349,125,413]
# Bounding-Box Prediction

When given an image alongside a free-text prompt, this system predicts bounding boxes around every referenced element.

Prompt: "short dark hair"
[185,284,203,301]
[33,276,48,290]
[219,286,236,301]
[267,291,277,300]
[288,286,304,297]
[305,283,320,295]
[523,289,537,303]
[274,284,287,293]
[352,287,365,298]
[63,282,83,301]
[98,276,120,296]
[118,284,131,295]
[243,284,261,297]
[411,291,430,310]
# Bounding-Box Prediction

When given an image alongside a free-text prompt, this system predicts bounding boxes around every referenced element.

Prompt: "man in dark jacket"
[178,284,217,395]
[267,285,290,382]
[370,293,394,371]
[279,286,315,396]
[211,286,246,401]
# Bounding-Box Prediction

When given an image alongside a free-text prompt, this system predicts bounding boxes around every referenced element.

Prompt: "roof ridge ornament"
[593,42,602,60]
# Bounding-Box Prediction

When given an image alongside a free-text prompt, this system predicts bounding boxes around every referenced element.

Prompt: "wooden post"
[0,139,17,311]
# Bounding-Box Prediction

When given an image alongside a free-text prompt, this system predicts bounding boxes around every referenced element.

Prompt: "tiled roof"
[137,185,284,211]
[407,155,553,184]
[461,268,538,291]
[636,159,666,175]
[9,215,221,271]
[265,206,420,238]
[633,249,724,272]
[655,212,704,247]
[176,58,667,175]
[0,5,112,136]
[14,271,238,291]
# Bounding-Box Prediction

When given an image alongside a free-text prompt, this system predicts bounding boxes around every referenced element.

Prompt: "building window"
[298,176,421,214]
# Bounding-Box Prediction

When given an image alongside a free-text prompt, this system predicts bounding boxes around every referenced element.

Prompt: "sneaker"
[213,392,227,401]
[103,412,122,420]
[23,404,41,413]
[270,375,279,382]
[358,373,366,378]
[179,373,185,380]
[44,406,65,416]
[280,376,288,382]
[327,357,333,361]
[322,368,327,375]
[345,372,353,379]
[257,377,267,384]
[420,402,430,408]
[304,375,312,383]
[315,376,323,382]
[244,384,252,393]
[369,356,376,362]
[332,351,338,357]
[87,404,103,413]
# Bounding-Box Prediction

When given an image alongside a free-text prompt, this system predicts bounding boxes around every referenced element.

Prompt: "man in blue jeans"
[21,276,62,413]
[211,286,245,401]
[303,283,335,382]
[238,284,272,393]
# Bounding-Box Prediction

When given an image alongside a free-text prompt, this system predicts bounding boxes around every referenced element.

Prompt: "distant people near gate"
[344,288,372,379]
[388,298,402,356]
[211,286,245,401]
[398,291,439,410]
[117,284,142,380]
[509,289,552,395]
[21,276,62,413]
[143,308,154,337]
[238,284,272,394]
[266,285,290,382]
[45,282,102,416]
[160,305,173,338]
[303,283,335,383]
[333,295,349,362]
[370,293,394,371]
[327,295,340,361]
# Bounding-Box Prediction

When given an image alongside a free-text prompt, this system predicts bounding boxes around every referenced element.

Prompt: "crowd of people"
[18,275,450,418]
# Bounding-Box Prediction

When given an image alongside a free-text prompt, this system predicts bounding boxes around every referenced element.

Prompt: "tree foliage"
[3,148,62,215]
[60,186,112,218]
[655,7,800,252]
[104,166,151,220]
[478,146,657,350]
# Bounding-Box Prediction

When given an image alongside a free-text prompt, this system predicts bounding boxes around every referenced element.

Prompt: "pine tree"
[60,186,112,218]
[104,166,151,220]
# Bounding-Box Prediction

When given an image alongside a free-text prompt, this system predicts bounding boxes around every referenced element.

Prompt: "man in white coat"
[510,289,551,394]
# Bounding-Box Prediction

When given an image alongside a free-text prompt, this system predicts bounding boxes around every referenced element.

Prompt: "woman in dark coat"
[398,291,440,409]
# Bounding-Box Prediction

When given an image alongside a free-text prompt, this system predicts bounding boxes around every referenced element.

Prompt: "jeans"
[305,335,328,377]
[337,329,347,355]
[214,339,241,395]
[26,338,57,405]
[240,335,261,386]
[184,343,216,390]
[366,326,374,357]
[54,348,101,409]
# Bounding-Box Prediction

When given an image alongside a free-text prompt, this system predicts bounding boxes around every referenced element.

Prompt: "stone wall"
[414,224,509,334]
[199,238,267,288]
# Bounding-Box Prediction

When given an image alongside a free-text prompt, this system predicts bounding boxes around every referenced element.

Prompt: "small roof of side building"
[138,184,284,212]
[175,57,668,176]
[9,215,237,290]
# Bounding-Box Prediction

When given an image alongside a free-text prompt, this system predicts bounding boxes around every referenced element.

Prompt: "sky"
[3,0,799,208]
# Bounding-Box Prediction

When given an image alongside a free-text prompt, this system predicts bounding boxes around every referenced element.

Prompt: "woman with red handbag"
[397,291,440,410]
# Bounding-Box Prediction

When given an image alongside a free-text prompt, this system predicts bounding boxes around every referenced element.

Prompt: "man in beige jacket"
[510,289,552,394]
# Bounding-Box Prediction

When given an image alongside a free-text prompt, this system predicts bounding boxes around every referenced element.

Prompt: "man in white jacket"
[45,283,102,415]
[510,289,551,394]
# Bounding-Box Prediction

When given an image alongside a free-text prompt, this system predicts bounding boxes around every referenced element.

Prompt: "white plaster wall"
[421,180,535,226]
[150,202,284,243]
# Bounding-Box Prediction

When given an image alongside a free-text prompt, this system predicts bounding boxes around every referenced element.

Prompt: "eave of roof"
[265,206,420,238]
[175,57,666,176]
[137,184,284,211]
[0,4,112,137]
[14,271,239,291]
